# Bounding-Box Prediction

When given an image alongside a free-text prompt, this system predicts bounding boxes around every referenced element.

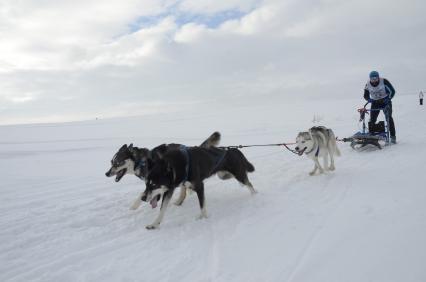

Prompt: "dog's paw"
[146,224,159,230]
[130,201,141,210]
[309,171,316,176]
[196,213,209,220]
[329,166,335,171]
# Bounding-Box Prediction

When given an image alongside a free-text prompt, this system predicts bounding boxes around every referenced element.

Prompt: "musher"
[363,71,397,144]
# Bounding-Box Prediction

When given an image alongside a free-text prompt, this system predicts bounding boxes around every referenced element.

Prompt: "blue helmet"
[369,71,379,79]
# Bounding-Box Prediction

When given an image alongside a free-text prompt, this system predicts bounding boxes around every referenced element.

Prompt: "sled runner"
[341,102,391,150]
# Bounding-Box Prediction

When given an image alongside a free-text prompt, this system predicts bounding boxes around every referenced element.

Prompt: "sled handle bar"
[358,101,390,112]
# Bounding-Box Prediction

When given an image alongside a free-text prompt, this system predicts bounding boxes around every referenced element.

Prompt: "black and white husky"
[142,146,256,229]
[105,132,221,210]
[295,126,341,175]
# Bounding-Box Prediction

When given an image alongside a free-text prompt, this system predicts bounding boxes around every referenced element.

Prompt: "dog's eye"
[301,141,305,143]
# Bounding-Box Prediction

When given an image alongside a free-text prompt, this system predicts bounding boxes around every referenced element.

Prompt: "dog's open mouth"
[297,147,307,156]
[115,169,127,182]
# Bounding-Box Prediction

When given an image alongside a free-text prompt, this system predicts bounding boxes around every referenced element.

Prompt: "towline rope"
[218,142,302,156]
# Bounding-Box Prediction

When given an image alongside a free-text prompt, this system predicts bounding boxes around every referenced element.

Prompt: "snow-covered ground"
[1,94,425,282]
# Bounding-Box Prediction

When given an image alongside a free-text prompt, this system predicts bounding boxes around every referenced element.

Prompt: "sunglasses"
[370,77,379,82]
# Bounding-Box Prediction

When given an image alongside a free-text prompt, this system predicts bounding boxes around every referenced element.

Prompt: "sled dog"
[142,146,256,229]
[105,132,221,210]
[295,126,341,175]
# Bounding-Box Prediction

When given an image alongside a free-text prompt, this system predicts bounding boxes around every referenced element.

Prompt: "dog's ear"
[128,143,136,155]
[121,144,128,150]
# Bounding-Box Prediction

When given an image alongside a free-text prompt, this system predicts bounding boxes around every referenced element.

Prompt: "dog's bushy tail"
[327,129,341,157]
[200,131,221,148]
[334,144,341,157]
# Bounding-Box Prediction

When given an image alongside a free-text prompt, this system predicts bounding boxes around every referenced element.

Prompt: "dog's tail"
[327,129,341,157]
[200,131,221,148]
[334,143,341,157]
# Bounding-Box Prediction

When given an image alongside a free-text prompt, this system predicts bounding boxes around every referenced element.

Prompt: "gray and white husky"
[295,126,341,175]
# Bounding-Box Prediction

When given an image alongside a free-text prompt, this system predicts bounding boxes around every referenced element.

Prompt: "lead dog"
[142,146,256,229]
[105,132,221,209]
[295,126,341,175]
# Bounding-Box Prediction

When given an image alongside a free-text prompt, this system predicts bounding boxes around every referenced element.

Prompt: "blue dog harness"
[179,145,227,183]
[211,150,227,173]
[179,145,191,182]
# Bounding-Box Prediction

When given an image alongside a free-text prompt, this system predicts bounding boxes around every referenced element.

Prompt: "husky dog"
[105,144,149,183]
[142,146,256,229]
[105,132,221,210]
[295,126,341,175]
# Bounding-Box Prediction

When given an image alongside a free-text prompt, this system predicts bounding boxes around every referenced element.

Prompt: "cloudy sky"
[0,0,425,124]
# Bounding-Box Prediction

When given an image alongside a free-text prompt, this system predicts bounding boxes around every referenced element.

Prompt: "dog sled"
[341,101,391,150]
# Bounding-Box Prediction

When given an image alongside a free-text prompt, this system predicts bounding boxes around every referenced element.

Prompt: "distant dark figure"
[420,91,424,106]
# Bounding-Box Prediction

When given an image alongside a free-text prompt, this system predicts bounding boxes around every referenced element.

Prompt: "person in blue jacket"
[363,71,396,144]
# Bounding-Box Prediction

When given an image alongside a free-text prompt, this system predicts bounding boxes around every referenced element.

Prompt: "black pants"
[421,99,423,105]
[370,100,396,137]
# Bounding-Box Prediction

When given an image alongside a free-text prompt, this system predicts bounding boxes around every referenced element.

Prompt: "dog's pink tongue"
[150,198,158,209]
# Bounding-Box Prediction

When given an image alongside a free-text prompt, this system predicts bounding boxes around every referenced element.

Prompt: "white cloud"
[174,23,208,43]
[78,17,178,68]
[3,92,39,103]
[179,0,259,14]
[219,4,277,35]
[0,0,426,124]
[0,0,170,70]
